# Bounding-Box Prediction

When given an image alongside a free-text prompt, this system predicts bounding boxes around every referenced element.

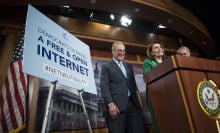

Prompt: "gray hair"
[177,46,191,55]
[111,41,124,51]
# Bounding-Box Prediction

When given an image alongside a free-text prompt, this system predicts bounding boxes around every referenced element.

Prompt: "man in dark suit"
[100,41,146,133]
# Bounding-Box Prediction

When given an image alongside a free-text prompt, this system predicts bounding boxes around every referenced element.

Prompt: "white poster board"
[23,5,96,94]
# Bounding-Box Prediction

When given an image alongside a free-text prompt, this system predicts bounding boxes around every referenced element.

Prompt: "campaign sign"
[23,5,97,94]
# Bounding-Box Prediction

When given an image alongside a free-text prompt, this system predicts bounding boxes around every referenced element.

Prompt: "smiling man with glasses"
[100,41,146,133]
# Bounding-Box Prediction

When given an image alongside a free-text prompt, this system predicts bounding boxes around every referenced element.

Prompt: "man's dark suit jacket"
[100,60,142,112]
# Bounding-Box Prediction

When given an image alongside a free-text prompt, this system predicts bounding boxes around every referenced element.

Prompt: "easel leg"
[41,80,57,133]
[216,120,220,133]
[78,89,93,133]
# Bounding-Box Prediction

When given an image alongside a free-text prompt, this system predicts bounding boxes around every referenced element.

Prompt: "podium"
[144,55,220,133]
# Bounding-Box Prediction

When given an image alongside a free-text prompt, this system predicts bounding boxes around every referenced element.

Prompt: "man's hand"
[108,103,120,119]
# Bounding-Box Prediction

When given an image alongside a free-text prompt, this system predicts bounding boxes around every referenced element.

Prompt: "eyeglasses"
[115,49,126,53]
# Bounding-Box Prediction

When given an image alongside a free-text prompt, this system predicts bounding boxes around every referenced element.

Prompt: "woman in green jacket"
[143,41,165,133]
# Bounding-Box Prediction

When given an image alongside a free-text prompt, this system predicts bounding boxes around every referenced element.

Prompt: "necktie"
[119,61,130,96]
[119,61,127,78]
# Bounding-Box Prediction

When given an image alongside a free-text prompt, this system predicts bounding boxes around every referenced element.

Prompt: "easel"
[41,80,57,133]
[78,89,93,133]
[41,81,93,133]
[216,120,220,133]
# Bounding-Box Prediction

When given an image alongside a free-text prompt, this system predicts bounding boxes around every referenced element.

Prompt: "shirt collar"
[113,58,121,64]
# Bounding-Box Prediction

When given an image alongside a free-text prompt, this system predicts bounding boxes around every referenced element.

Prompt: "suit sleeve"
[100,63,113,107]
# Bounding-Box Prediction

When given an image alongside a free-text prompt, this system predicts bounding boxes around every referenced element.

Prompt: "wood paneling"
[0,28,19,90]
[0,0,213,57]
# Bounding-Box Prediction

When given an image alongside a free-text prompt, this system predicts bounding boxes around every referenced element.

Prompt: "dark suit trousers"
[104,97,146,133]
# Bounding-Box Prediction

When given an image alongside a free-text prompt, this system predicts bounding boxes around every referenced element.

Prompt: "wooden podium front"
[144,55,220,133]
